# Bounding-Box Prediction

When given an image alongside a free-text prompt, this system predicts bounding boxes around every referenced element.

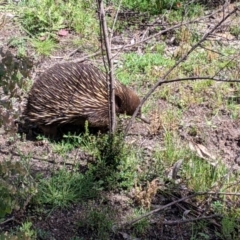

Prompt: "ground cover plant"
[1,0,240,239]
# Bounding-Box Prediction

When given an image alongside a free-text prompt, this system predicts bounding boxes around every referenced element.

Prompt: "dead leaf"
[171,159,184,180]
[39,36,46,41]
[58,29,69,36]
[189,141,217,165]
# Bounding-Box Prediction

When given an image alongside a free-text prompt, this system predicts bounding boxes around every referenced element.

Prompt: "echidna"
[24,62,140,136]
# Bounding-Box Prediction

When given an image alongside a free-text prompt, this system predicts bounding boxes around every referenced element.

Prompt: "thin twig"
[51,49,101,62]
[0,149,78,166]
[124,6,239,135]
[199,44,225,56]
[110,0,122,41]
[73,50,102,63]
[122,189,240,227]
[62,47,81,60]
[112,4,231,55]
[124,75,240,131]
[123,193,199,227]
[0,216,15,225]
[138,116,150,124]
[197,191,240,197]
[161,214,221,226]
[97,0,116,132]
[141,76,240,85]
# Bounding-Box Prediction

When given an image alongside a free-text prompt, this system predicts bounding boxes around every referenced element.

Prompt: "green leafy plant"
[0,48,33,136]
[8,37,28,57]
[190,220,210,240]
[0,160,37,221]
[78,208,113,240]
[132,216,150,236]
[31,38,57,56]
[19,221,37,239]
[230,25,240,39]
[217,217,238,240]
[88,132,138,190]
[36,228,52,240]
[18,0,98,40]
[116,0,183,14]
[19,0,65,37]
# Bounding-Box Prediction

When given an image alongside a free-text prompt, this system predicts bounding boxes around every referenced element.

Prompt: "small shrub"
[0,160,37,220]
[78,208,113,240]
[88,132,137,190]
[19,221,37,239]
[31,38,57,56]
[36,168,98,209]
[8,37,28,57]
[230,25,240,39]
[0,48,33,136]
[132,218,150,236]
[217,217,238,240]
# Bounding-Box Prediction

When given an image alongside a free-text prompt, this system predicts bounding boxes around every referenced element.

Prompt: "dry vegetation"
[1,0,240,239]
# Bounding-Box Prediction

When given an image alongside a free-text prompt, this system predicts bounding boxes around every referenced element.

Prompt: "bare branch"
[110,0,122,41]
[97,0,116,133]
[122,193,199,227]
[0,216,15,225]
[161,214,221,226]
[122,190,240,227]
[124,6,239,135]
[112,4,233,54]
[143,76,240,85]
[198,191,240,196]
[73,50,102,63]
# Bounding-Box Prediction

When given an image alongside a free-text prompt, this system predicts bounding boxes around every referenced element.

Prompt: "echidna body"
[24,62,140,135]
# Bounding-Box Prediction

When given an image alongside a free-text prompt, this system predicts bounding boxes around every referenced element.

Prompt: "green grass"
[77,207,113,240]
[19,221,37,239]
[230,25,240,39]
[153,131,188,170]
[5,0,99,55]
[183,158,228,192]
[113,0,203,16]
[31,38,57,56]
[51,133,83,155]
[8,37,28,57]
[35,168,98,209]
[35,131,140,209]
[116,52,175,85]
[164,3,204,22]
[17,0,98,38]
[151,131,240,195]
[130,209,150,237]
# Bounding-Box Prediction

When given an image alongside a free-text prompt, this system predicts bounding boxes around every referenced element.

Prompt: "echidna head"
[115,86,141,117]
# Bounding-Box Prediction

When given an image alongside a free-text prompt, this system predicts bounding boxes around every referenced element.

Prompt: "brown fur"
[24,62,140,136]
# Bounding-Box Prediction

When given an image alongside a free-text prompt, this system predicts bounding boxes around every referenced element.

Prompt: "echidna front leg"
[40,125,58,138]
